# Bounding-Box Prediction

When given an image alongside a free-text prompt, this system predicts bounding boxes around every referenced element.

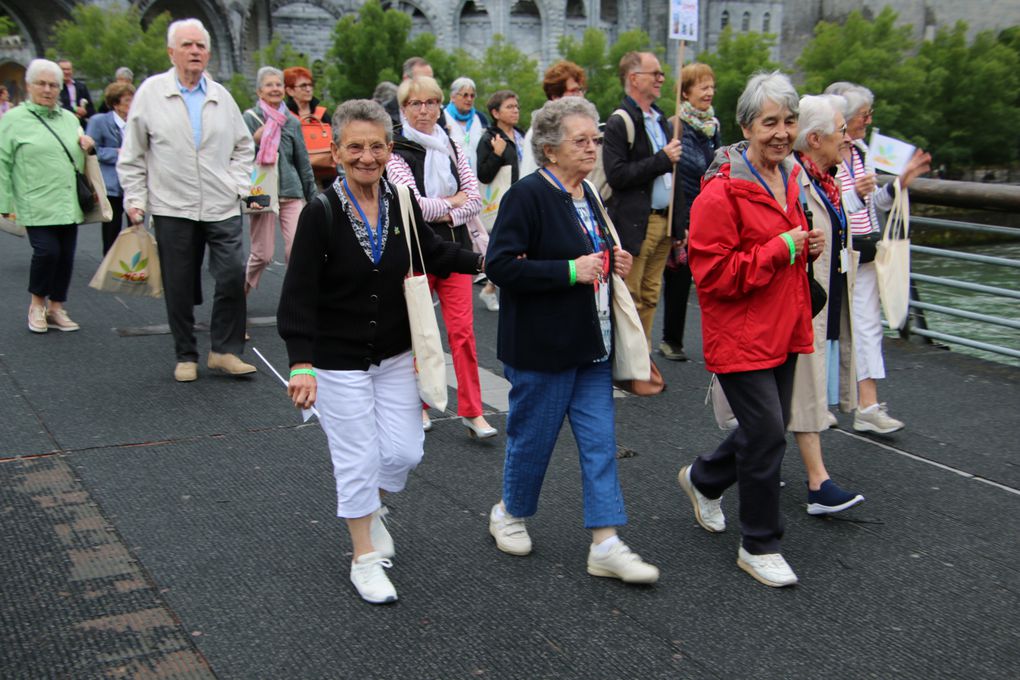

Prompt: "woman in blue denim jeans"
[484,97,659,584]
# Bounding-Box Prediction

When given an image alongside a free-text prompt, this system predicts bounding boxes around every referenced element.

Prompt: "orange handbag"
[298,106,335,179]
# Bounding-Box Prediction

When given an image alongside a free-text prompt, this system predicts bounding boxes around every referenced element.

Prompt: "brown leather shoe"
[174,361,198,382]
[207,352,256,376]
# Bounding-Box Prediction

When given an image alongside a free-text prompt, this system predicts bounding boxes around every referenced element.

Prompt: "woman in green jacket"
[0,59,95,333]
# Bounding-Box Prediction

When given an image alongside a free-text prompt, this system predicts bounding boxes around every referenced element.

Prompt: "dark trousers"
[101,196,125,255]
[661,261,693,345]
[691,354,798,554]
[26,225,78,303]
[153,215,246,362]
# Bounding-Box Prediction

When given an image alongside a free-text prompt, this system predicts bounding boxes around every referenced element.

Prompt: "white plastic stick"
[251,346,319,421]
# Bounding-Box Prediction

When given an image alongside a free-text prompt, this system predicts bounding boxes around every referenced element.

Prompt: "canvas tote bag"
[875,178,911,330]
[88,225,163,298]
[395,184,449,412]
[81,154,113,224]
[581,180,652,385]
[478,164,512,233]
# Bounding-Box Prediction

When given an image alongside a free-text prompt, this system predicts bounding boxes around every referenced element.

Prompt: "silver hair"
[530,97,600,167]
[167,18,211,49]
[115,66,134,81]
[736,70,799,129]
[256,66,284,91]
[332,99,394,145]
[26,59,62,88]
[449,77,476,96]
[824,81,874,119]
[793,94,841,152]
[372,81,398,105]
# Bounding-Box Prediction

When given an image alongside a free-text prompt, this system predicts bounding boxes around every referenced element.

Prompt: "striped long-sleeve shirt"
[385,139,482,227]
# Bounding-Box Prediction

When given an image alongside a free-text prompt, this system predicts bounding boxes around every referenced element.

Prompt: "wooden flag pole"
[666,39,686,236]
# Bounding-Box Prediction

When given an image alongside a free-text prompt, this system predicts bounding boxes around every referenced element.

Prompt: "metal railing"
[889,180,1020,361]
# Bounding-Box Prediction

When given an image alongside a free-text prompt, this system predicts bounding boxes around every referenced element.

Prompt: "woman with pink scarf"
[242,66,316,294]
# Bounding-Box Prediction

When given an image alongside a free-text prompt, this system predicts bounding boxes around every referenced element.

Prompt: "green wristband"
[290,368,316,378]
[568,259,577,285]
[779,233,796,265]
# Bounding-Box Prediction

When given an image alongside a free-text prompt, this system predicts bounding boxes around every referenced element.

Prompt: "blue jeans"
[502,360,627,529]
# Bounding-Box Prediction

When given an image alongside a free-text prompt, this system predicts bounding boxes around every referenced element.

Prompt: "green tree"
[255,36,311,71]
[325,0,418,103]
[0,15,16,37]
[699,26,780,144]
[797,7,929,144]
[918,24,1020,168]
[467,36,543,128]
[49,5,172,89]
[226,73,254,112]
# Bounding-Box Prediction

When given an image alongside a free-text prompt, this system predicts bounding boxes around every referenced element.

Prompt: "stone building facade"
[1,0,1018,101]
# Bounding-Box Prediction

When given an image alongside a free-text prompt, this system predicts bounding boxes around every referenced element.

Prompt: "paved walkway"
[1,226,1018,679]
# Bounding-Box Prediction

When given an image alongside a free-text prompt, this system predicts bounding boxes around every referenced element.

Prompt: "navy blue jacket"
[486,172,619,372]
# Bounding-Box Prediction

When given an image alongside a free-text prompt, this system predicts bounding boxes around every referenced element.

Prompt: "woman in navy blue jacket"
[660,63,721,362]
[85,81,134,254]
[484,97,659,585]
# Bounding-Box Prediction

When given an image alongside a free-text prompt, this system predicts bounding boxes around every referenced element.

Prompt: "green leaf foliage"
[699,27,780,144]
[49,6,171,90]
[324,0,415,102]
[0,15,16,37]
[226,73,254,112]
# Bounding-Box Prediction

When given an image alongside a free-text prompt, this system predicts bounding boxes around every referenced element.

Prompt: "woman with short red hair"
[284,66,334,184]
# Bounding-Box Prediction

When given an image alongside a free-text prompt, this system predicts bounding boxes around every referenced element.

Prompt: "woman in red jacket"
[678,71,824,588]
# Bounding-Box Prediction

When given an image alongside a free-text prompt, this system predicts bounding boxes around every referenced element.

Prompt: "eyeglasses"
[858,109,874,119]
[406,99,440,111]
[838,123,848,136]
[633,71,666,80]
[566,135,604,149]
[293,83,314,90]
[563,86,586,96]
[32,81,61,90]
[455,92,476,99]
[343,143,390,157]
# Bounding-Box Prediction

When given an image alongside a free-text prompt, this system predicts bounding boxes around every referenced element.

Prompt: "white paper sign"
[669,0,699,41]
[868,129,916,176]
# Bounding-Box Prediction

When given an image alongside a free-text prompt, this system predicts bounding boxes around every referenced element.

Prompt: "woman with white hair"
[386,76,496,439]
[680,71,822,588]
[242,66,316,294]
[444,76,488,172]
[787,93,866,517]
[0,58,95,333]
[824,82,931,434]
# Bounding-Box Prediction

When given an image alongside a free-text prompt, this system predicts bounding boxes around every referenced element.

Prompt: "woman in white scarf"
[386,76,496,441]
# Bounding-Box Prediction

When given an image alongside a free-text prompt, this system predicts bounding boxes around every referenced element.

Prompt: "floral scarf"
[798,152,842,210]
[679,100,719,140]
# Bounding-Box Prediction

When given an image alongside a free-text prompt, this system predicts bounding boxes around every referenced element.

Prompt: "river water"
[908,241,1020,367]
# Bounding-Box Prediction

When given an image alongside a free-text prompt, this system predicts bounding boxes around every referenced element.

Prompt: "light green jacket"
[0,101,86,226]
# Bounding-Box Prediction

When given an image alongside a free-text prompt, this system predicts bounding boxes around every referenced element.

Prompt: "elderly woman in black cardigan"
[278,100,482,605]
[484,97,658,585]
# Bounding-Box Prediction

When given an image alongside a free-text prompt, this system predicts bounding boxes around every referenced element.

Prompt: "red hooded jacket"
[689,143,815,374]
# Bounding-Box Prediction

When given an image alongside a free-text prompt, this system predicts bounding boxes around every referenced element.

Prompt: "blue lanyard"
[811,177,848,248]
[342,179,385,264]
[542,168,604,251]
[741,149,787,202]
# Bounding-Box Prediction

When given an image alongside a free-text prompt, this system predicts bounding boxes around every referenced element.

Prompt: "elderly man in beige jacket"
[118,18,256,382]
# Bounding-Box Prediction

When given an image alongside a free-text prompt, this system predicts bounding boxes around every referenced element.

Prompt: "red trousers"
[426,272,482,417]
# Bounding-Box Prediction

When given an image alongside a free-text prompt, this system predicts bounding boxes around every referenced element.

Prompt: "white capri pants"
[316,351,425,519]
[852,261,886,381]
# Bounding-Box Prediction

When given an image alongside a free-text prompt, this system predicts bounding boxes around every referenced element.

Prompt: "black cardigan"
[486,172,618,372]
[278,181,480,370]
[476,125,522,184]
[603,96,686,254]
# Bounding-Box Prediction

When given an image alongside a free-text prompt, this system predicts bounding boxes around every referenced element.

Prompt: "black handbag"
[28,109,96,213]
[853,230,880,264]
[797,183,828,317]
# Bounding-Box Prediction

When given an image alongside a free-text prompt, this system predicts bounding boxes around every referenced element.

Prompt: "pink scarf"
[255,100,288,166]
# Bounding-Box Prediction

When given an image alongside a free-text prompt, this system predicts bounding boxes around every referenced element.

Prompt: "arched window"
[741,11,750,32]
[721,10,729,29]
[762,12,771,33]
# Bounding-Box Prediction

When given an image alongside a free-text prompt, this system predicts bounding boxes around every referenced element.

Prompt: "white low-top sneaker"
[587,540,659,584]
[488,503,532,556]
[853,403,904,434]
[371,506,394,559]
[479,288,500,311]
[737,546,798,587]
[350,551,397,604]
[678,465,726,532]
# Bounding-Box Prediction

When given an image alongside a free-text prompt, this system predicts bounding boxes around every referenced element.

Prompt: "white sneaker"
[853,403,904,434]
[350,552,397,604]
[678,465,725,532]
[488,503,532,555]
[28,305,47,333]
[737,546,798,587]
[826,411,838,429]
[479,288,499,311]
[371,506,394,559]
[587,539,659,584]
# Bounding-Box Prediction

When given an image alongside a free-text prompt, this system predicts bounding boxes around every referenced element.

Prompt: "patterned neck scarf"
[679,100,718,140]
[798,152,841,210]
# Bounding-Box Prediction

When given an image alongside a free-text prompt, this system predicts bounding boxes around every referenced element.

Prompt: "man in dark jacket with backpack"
[603,51,684,347]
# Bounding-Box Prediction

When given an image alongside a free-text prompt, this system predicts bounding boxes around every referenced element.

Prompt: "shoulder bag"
[28,109,112,223]
[478,164,512,233]
[243,108,280,215]
[797,180,828,318]
[299,106,335,179]
[874,178,911,329]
